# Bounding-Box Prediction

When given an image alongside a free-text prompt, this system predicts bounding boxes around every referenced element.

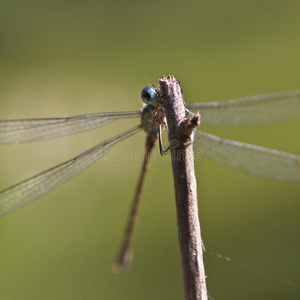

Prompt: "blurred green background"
[0,1,299,299]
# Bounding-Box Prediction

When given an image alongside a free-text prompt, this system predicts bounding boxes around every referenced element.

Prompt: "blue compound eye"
[141,86,158,105]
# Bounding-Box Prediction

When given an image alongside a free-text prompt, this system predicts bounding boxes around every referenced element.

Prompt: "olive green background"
[0,1,299,299]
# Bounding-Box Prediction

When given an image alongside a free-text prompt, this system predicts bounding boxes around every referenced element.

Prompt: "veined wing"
[0,111,140,144]
[187,90,300,125]
[194,131,300,182]
[0,126,141,216]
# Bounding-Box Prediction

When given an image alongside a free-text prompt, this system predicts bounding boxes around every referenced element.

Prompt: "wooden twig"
[159,76,207,300]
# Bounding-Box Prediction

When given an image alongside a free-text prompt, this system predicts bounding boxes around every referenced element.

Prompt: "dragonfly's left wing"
[0,111,140,144]
[0,127,141,216]
[187,90,300,125]
[193,131,300,182]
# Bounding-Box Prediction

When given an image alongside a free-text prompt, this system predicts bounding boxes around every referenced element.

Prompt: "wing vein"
[0,126,141,216]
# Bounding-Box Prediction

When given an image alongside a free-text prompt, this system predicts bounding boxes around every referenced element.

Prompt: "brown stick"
[159,76,207,300]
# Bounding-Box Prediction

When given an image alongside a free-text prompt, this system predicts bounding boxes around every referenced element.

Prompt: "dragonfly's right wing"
[0,111,140,144]
[194,130,300,182]
[187,90,300,125]
[0,126,141,216]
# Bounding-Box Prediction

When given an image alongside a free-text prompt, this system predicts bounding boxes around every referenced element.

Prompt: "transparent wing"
[194,131,300,182]
[0,127,141,216]
[187,90,300,125]
[0,111,140,144]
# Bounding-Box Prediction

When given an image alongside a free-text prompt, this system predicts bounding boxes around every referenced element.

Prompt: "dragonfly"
[0,85,300,272]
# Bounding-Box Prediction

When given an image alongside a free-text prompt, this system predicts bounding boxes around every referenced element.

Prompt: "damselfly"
[0,84,299,271]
